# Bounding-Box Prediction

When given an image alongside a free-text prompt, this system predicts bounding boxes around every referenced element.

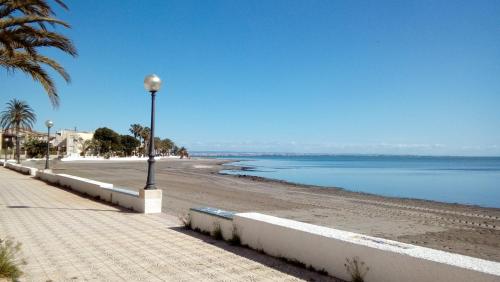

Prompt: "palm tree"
[160,138,174,155]
[140,126,150,153]
[129,124,143,156]
[0,0,77,107]
[129,124,143,142]
[0,99,36,163]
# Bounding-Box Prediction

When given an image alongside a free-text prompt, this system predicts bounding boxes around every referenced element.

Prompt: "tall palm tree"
[129,124,143,142]
[129,124,143,156]
[0,99,36,163]
[0,0,77,107]
[140,126,150,152]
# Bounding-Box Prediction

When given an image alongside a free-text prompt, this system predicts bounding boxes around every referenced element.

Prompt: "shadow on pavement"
[6,205,125,212]
[169,226,344,282]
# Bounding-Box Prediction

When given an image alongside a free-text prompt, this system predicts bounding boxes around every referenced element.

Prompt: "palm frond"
[0,16,70,30]
[0,51,59,106]
[0,0,75,107]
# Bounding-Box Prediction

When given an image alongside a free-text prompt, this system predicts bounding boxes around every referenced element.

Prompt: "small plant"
[212,223,223,240]
[179,214,192,229]
[344,257,369,282]
[0,237,26,280]
[228,226,241,246]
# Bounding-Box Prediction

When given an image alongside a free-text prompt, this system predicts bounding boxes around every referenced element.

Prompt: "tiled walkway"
[0,168,335,281]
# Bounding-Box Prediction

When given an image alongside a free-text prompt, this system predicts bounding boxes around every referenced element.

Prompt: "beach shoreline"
[28,157,499,262]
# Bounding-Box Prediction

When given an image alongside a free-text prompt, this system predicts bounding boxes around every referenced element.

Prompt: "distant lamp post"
[144,74,162,189]
[45,120,54,170]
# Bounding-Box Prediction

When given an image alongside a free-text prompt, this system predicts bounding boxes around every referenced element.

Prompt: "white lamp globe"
[45,120,54,128]
[144,74,162,92]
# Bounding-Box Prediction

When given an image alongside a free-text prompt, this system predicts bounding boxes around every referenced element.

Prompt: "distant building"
[1,128,52,157]
[54,129,94,157]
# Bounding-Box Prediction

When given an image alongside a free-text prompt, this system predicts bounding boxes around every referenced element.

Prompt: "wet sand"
[38,157,500,262]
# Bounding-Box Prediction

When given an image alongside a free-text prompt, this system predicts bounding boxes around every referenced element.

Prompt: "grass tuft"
[228,226,241,246]
[344,257,369,282]
[179,214,192,230]
[212,223,223,240]
[0,237,26,280]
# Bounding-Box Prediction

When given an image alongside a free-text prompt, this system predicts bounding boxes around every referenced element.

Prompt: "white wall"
[5,163,37,176]
[233,213,500,282]
[32,170,161,213]
[190,209,234,240]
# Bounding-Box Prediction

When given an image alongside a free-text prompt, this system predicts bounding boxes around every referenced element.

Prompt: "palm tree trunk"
[15,125,20,164]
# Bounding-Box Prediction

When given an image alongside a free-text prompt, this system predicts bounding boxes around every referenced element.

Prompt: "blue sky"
[2,0,499,155]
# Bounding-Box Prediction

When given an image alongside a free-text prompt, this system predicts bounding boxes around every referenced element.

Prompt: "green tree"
[120,135,140,157]
[0,0,77,106]
[24,137,47,158]
[0,99,36,163]
[93,127,121,155]
[158,138,174,155]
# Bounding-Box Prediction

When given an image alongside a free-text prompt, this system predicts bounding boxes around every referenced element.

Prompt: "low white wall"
[190,208,234,240]
[57,173,111,197]
[233,212,500,282]
[35,170,60,185]
[34,170,161,214]
[5,163,37,176]
[110,187,141,211]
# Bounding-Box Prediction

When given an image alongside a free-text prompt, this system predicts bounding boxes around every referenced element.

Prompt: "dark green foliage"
[93,127,121,154]
[212,223,223,240]
[24,138,48,158]
[228,227,241,246]
[120,135,140,156]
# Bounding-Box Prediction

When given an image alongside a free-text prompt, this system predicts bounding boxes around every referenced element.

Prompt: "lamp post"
[45,120,54,170]
[143,74,162,190]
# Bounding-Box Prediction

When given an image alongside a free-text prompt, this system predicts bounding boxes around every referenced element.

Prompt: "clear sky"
[1,0,499,155]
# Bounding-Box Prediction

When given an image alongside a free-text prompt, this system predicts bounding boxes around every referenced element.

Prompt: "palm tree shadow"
[169,226,344,282]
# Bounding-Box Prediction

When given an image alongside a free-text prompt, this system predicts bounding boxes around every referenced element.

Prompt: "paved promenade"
[0,168,336,281]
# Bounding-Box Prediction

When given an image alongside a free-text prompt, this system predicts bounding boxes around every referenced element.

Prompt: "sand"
[36,157,500,262]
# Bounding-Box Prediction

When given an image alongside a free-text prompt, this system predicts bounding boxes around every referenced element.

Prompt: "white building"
[54,129,94,157]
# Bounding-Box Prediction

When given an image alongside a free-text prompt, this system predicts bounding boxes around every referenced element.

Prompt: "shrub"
[179,214,191,229]
[212,223,223,240]
[344,257,369,282]
[0,238,26,280]
[228,226,241,246]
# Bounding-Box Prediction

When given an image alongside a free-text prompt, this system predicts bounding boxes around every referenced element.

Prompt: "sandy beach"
[35,157,500,262]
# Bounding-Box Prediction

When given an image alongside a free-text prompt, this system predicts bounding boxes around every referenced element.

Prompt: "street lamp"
[144,74,162,189]
[45,120,54,170]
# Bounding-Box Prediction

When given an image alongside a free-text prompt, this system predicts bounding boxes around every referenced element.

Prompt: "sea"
[203,154,500,209]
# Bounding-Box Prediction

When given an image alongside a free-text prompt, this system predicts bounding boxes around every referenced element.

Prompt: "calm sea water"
[218,155,500,208]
